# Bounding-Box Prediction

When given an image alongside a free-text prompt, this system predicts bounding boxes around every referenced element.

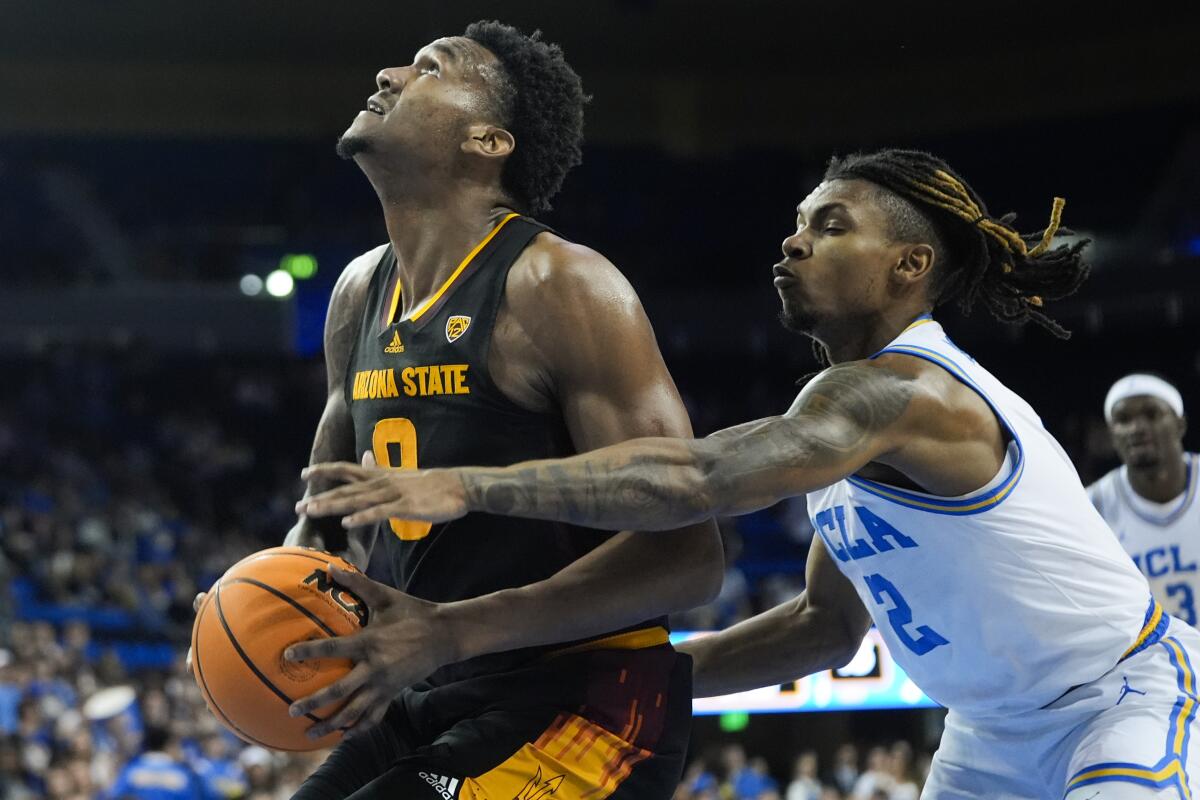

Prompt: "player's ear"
[1177,414,1187,439]
[895,243,935,286]
[462,125,514,160]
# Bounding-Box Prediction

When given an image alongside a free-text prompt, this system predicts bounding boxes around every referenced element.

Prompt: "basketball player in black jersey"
[211,21,722,800]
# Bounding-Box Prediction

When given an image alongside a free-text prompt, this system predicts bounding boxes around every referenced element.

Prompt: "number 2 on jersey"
[371,417,432,541]
[864,573,949,656]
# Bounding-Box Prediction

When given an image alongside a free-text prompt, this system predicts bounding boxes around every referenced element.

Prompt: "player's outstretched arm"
[680,536,872,697]
[299,359,918,532]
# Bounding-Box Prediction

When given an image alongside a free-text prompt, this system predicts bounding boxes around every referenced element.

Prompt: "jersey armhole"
[341,247,392,414]
[847,345,1025,516]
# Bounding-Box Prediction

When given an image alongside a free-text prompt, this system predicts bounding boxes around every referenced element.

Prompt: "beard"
[778,303,817,335]
[335,134,371,160]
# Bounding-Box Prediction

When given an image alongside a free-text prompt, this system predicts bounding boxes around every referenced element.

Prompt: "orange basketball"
[190,546,369,751]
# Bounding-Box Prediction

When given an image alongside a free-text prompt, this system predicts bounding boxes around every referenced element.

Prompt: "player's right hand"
[296,462,469,528]
[185,591,206,675]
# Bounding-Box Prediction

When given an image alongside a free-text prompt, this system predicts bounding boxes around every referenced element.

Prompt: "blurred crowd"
[0,617,323,800]
[0,354,329,798]
[675,742,929,800]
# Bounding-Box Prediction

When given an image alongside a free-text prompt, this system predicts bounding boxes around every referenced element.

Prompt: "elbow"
[694,566,723,607]
[798,600,866,672]
[828,639,863,671]
[689,522,725,605]
[825,618,868,671]
[658,519,724,609]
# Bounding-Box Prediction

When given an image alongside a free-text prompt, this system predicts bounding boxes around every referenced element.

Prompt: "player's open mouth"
[367,99,386,116]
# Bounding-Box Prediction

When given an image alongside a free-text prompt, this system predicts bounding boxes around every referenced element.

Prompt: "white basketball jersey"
[806,316,1155,716]
[1088,456,1200,626]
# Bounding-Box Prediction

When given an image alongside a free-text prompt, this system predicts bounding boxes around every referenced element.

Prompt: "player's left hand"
[283,565,456,739]
[296,452,469,527]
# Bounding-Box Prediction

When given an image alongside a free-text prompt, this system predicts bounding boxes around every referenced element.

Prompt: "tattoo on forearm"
[462,452,704,531]
[716,362,915,477]
[461,362,915,530]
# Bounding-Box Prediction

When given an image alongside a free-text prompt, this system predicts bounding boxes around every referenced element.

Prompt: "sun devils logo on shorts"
[445,315,472,343]
[515,768,564,800]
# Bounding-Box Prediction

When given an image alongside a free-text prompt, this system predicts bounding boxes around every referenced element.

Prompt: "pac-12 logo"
[445,315,472,343]
[302,569,368,626]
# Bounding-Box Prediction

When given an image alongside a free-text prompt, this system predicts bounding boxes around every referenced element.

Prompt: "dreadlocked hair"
[823,149,1090,338]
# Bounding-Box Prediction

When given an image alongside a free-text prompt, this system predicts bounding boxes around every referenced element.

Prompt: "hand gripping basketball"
[190,548,372,751]
[284,565,457,739]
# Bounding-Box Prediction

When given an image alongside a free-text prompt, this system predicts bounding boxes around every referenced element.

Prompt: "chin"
[1124,451,1164,470]
[335,132,372,160]
[778,300,817,335]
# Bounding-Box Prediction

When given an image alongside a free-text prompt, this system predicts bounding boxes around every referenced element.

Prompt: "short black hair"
[464,21,587,215]
[824,149,1090,338]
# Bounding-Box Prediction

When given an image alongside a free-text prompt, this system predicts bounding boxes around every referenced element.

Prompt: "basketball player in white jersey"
[1090,375,1199,628]
[297,150,1200,798]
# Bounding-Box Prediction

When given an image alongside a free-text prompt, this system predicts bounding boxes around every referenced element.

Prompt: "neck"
[816,307,930,365]
[1128,454,1189,503]
[357,154,512,320]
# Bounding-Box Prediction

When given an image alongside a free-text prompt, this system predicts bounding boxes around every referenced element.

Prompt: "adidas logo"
[417,772,460,799]
[383,331,405,354]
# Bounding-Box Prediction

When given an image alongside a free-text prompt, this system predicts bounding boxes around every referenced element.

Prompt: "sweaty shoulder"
[504,232,643,328]
[491,231,670,414]
[322,244,388,376]
[330,244,388,313]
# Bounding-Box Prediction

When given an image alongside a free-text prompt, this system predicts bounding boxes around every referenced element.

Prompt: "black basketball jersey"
[345,214,665,684]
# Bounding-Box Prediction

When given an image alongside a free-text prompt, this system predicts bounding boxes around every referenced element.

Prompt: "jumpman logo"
[1116,675,1146,705]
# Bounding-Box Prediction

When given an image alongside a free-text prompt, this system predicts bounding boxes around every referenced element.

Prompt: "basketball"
[190,546,370,751]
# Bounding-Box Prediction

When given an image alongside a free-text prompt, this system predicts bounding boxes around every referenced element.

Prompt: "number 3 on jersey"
[1167,582,1197,626]
[371,418,432,541]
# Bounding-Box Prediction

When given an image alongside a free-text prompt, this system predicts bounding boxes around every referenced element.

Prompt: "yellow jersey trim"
[548,626,670,658]
[902,315,936,332]
[1067,761,1190,795]
[386,212,521,325]
[847,464,1023,514]
[1067,633,1196,797]
[1122,601,1164,661]
[851,341,1025,515]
